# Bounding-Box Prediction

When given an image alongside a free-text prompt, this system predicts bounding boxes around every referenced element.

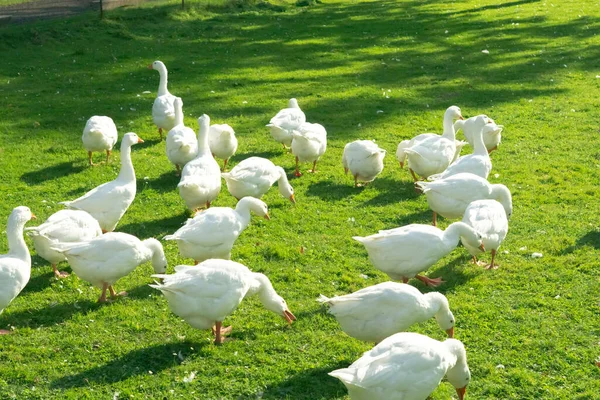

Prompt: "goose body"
[208,123,238,171]
[166,97,198,173]
[178,114,222,211]
[150,259,296,344]
[51,232,167,302]
[329,332,470,400]
[291,122,327,176]
[462,199,509,269]
[222,157,295,203]
[342,140,386,187]
[0,207,35,328]
[149,60,177,139]
[82,116,118,165]
[164,197,269,263]
[353,222,483,287]
[318,282,455,342]
[60,132,143,232]
[267,98,306,148]
[25,209,102,278]
[455,115,504,153]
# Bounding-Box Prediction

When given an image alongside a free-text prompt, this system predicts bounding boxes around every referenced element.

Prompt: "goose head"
[288,98,300,109]
[275,166,295,203]
[446,105,464,121]
[198,114,210,130]
[11,206,36,225]
[122,132,144,147]
[444,339,471,400]
[237,197,270,220]
[148,60,167,73]
[428,292,455,337]
[254,273,296,324]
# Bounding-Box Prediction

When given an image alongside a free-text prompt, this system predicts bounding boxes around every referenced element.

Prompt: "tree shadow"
[560,230,600,254]
[20,161,85,185]
[51,340,207,389]
[0,299,98,330]
[451,0,541,16]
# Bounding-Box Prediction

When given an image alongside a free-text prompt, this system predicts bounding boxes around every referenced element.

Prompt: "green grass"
[0,0,599,398]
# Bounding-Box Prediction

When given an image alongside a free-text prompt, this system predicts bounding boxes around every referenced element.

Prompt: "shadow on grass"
[144,170,180,192]
[51,340,207,389]
[415,254,479,294]
[117,212,188,239]
[392,208,434,227]
[230,150,283,164]
[1,299,98,331]
[560,230,600,254]
[20,162,85,185]
[305,180,357,201]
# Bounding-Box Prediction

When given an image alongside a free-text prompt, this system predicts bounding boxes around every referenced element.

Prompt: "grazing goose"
[82,116,118,166]
[342,140,386,187]
[150,259,296,344]
[208,123,238,171]
[149,60,177,139]
[455,114,504,153]
[166,97,198,174]
[0,206,35,334]
[329,332,470,400]
[291,122,327,177]
[60,132,143,232]
[266,98,306,149]
[318,282,455,343]
[462,199,509,269]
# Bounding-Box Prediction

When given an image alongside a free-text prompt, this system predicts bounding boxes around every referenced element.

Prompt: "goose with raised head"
[82,116,118,166]
[455,114,504,153]
[318,282,456,343]
[165,197,270,264]
[60,132,144,232]
[267,98,306,149]
[291,121,327,177]
[353,222,484,287]
[0,206,36,334]
[51,233,167,303]
[178,114,222,211]
[416,172,513,226]
[209,123,238,171]
[150,259,296,344]
[400,106,464,181]
[25,209,102,278]
[166,97,198,174]
[462,199,509,269]
[342,140,386,187]
[429,115,491,180]
[149,60,177,139]
[222,157,295,203]
[329,332,470,400]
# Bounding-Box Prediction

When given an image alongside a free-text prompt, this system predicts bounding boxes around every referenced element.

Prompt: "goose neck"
[7,217,30,263]
[196,120,211,155]
[234,201,253,230]
[117,142,136,182]
[442,113,457,140]
[157,67,169,96]
[441,222,466,250]
[472,126,488,156]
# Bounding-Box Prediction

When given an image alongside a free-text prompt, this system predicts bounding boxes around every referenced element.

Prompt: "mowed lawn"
[0,0,599,398]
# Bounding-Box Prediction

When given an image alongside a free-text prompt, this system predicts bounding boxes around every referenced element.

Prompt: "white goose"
[416,172,513,226]
[429,115,491,180]
[150,259,296,344]
[60,132,143,232]
[82,116,118,166]
[149,60,177,139]
[209,123,238,171]
[51,233,167,303]
[318,282,455,343]
[25,209,102,278]
[291,122,327,177]
[397,138,465,167]
[0,206,35,334]
[166,97,198,174]
[455,114,504,153]
[400,106,464,181]
[329,332,470,400]
[353,222,484,287]
[178,114,222,211]
[164,197,270,264]
[342,140,386,187]
[221,157,295,203]
[462,199,509,269]
[266,98,306,149]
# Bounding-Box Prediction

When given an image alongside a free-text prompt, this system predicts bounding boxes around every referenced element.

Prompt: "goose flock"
[0,60,514,399]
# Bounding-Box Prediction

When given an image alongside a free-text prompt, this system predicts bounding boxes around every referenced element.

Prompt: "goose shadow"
[51,340,207,389]
[392,208,435,226]
[134,138,162,150]
[416,254,479,294]
[230,150,282,164]
[560,230,600,254]
[361,177,421,207]
[0,299,98,331]
[117,212,189,239]
[305,180,357,201]
[144,170,180,193]
[20,162,85,185]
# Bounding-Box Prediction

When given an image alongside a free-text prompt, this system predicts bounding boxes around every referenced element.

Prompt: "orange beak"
[289,194,296,204]
[31,213,37,220]
[459,115,465,120]
[147,64,153,69]
[283,310,296,325]
[445,327,454,338]
[479,243,486,252]
[137,138,144,143]
[264,213,271,220]
[456,386,467,400]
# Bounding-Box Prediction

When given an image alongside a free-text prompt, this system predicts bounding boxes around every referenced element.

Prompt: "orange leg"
[415,274,444,287]
[433,211,437,227]
[88,151,94,166]
[106,150,111,164]
[222,158,229,172]
[212,321,232,344]
[409,168,419,182]
[52,263,69,279]
[109,285,127,299]
[206,201,211,209]
[294,157,301,177]
[159,127,163,140]
[309,160,317,173]
[486,249,498,270]
[98,282,109,303]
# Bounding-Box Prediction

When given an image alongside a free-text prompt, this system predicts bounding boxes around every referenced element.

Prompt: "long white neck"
[7,216,30,263]
[157,66,169,96]
[247,273,275,300]
[441,222,473,251]
[117,141,136,182]
[424,292,448,318]
[174,102,184,126]
[276,167,292,195]
[233,199,254,232]
[472,125,489,157]
[197,118,211,156]
[453,119,465,133]
[442,112,457,140]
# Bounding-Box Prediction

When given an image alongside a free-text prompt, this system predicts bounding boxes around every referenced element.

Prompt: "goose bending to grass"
[164,197,270,264]
[455,114,504,153]
[222,157,295,203]
[150,259,296,344]
[0,206,35,334]
[178,114,222,211]
[291,122,327,177]
[209,123,238,171]
[342,140,386,187]
[51,233,167,303]
[166,97,198,174]
[60,132,143,232]
[267,98,306,149]
[329,332,470,400]
[462,200,509,269]
[353,222,484,287]
[318,282,455,343]
[82,116,118,166]
[416,172,513,226]
[25,210,102,278]
[149,60,177,139]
